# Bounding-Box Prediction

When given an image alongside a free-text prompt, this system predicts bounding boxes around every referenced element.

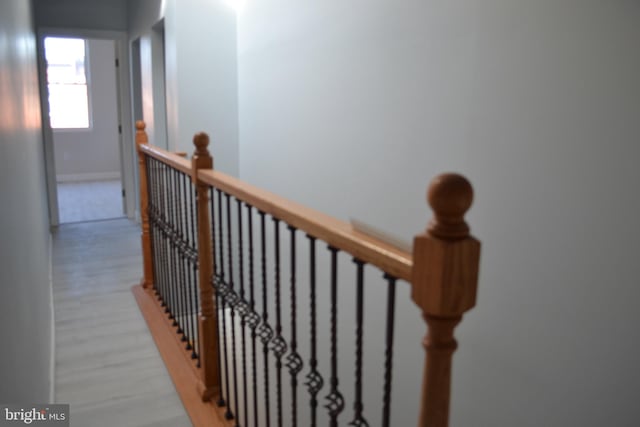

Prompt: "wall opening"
[43,37,126,224]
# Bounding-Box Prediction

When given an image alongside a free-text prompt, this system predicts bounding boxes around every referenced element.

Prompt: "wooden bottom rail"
[132,285,232,427]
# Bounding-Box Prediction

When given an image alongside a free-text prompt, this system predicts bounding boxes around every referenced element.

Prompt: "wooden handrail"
[139,142,192,175]
[137,139,413,281]
[198,168,413,282]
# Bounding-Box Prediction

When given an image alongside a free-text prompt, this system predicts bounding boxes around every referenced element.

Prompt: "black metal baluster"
[170,169,183,333]
[257,211,272,427]
[349,260,369,427]
[173,169,184,331]
[156,160,169,310]
[183,172,195,349]
[166,164,178,325]
[145,157,157,296]
[210,187,217,278]
[155,159,168,306]
[163,163,173,317]
[164,164,174,319]
[153,160,163,300]
[304,236,323,427]
[270,219,286,427]
[325,246,344,427]
[225,194,240,425]
[285,227,303,427]
[146,157,159,298]
[217,190,226,283]
[245,204,260,427]
[164,165,174,315]
[162,161,171,309]
[182,173,195,355]
[175,169,189,344]
[210,187,224,397]
[218,191,233,420]
[236,199,249,426]
[155,161,166,306]
[381,274,397,427]
[187,179,199,361]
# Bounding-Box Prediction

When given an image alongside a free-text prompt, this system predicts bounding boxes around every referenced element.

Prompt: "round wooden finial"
[136,120,146,131]
[427,173,473,240]
[193,132,210,156]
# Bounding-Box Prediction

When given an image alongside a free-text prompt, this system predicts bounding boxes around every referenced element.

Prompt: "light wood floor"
[52,218,192,427]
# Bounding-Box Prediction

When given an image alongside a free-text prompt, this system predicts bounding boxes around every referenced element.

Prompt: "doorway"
[38,30,135,226]
[44,36,124,224]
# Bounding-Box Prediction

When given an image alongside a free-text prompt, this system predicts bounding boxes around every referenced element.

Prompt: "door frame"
[37,28,136,226]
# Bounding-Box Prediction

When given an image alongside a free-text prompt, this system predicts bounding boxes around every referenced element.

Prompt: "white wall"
[237,1,640,426]
[128,0,165,151]
[53,39,121,180]
[0,0,53,403]
[128,0,240,176]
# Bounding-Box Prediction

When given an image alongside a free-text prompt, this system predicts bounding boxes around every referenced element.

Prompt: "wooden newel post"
[136,120,154,290]
[191,132,218,402]
[411,173,481,427]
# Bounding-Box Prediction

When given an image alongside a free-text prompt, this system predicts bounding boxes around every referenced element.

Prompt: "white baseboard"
[48,234,56,404]
[56,171,121,183]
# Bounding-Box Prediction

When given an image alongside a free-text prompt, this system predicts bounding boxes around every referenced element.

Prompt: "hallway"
[52,218,192,427]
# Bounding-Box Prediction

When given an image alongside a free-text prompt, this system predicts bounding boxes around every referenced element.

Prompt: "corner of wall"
[48,233,55,403]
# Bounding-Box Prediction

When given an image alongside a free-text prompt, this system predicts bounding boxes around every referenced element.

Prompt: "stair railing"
[134,120,480,427]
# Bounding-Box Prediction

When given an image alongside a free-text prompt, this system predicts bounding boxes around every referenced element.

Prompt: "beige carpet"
[57,180,125,224]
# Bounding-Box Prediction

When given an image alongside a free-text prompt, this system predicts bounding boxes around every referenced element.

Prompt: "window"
[45,37,91,129]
